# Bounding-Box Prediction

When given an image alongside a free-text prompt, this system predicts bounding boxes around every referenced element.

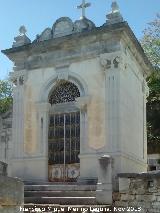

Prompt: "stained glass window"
[49,81,80,105]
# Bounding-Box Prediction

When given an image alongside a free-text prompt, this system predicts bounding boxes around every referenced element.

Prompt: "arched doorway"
[48,81,81,182]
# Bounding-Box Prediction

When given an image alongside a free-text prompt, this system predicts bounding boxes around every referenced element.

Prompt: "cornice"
[2,22,153,76]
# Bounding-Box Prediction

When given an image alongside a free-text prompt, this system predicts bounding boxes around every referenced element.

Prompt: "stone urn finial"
[12,25,31,48]
[19,25,27,36]
[105,1,123,25]
[111,1,120,13]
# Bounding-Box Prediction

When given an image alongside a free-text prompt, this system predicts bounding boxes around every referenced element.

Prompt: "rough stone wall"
[113,172,160,213]
[0,109,12,164]
[0,161,24,213]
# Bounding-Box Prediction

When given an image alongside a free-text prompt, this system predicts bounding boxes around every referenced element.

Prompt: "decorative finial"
[105,1,123,25]
[111,1,120,13]
[19,25,27,36]
[77,0,91,19]
[12,25,31,48]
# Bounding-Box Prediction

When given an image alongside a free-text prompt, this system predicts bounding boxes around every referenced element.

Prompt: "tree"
[141,14,160,69]
[141,14,160,153]
[0,79,13,114]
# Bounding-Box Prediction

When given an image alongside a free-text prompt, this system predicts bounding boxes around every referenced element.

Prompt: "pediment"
[39,28,52,41]
[52,17,74,38]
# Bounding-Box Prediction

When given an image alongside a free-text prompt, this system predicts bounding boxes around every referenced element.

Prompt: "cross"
[77,0,91,19]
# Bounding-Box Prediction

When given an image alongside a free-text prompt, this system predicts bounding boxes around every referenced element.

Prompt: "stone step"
[24,184,97,205]
[24,196,96,205]
[24,184,96,191]
[25,190,96,197]
[24,181,93,185]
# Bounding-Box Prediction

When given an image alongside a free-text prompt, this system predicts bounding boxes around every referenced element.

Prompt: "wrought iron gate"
[48,111,80,182]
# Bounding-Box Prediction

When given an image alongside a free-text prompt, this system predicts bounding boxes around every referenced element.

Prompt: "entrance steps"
[24,182,97,205]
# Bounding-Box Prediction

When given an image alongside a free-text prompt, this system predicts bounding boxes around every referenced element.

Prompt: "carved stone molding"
[52,17,74,38]
[32,16,95,42]
[36,103,51,113]
[100,53,127,73]
[74,17,95,33]
[100,57,111,71]
[75,96,91,111]
[9,71,27,86]
[47,97,90,114]
[55,64,70,81]
[113,56,121,68]
[39,28,52,42]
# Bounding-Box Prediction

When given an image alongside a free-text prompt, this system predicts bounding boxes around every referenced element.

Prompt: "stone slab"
[0,175,24,213]
[24,197,96,205]
[24,184,96,191]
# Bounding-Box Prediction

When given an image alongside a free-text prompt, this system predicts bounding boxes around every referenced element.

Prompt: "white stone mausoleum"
[1,1,152,197]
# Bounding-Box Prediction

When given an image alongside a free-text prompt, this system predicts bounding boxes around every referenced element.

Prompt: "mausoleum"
[1,1,152,204]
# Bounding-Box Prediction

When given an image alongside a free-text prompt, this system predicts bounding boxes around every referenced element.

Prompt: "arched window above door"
[49,81,80,105]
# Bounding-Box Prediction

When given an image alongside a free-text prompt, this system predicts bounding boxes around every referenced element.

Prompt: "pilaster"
[99,52,123,153]
[75,96,91,153]
[36,103,51,156]
[10,71,27,159]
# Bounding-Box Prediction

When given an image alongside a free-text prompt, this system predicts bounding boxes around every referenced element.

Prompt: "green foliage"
[157,158,160,164]
[0,79,13,114]
[141,14,160,70]
[147,72,160,151]
[141,14,160,153]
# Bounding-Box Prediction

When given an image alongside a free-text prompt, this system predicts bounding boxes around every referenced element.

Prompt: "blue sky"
[0,0,159,79]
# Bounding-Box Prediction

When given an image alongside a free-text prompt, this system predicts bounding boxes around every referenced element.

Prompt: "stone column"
[96,155,113,204]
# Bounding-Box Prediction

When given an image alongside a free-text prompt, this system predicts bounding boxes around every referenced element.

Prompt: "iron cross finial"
[77,0,91,19]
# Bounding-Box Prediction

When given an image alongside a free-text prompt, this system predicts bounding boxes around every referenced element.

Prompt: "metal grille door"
[48,111,80,182]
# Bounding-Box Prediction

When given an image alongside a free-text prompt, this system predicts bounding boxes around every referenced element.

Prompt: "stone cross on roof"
[77,0,91,19]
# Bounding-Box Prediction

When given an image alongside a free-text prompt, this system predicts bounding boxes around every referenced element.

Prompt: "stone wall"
[0,161,24,213]
[113,172,160,213]
[0,109,12,165]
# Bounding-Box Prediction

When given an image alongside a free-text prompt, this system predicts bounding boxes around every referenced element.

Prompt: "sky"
[0,0,159,79]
